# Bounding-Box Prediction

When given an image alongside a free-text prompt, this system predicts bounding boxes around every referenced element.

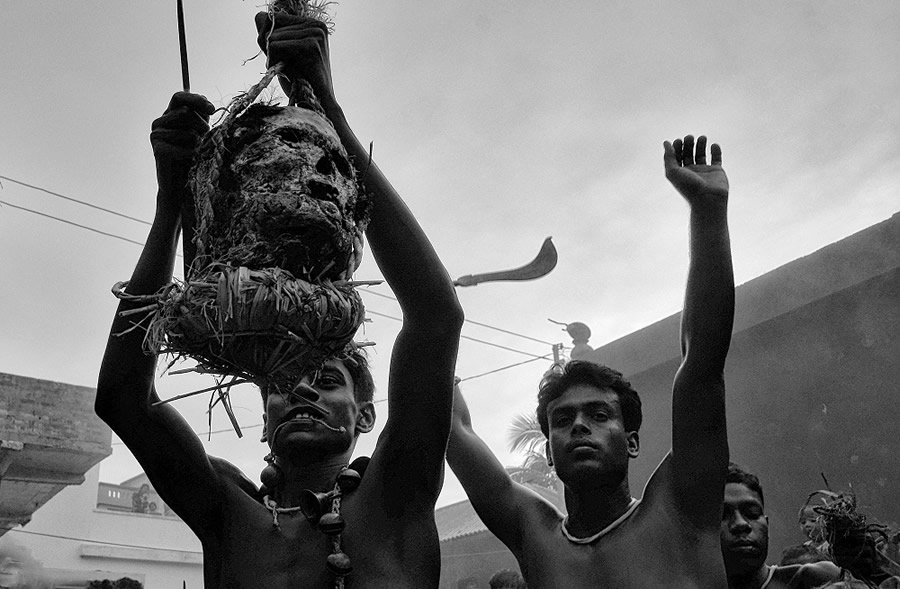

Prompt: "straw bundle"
[143,265,365,393]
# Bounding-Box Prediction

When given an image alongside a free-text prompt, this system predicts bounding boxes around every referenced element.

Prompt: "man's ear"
[355,401,376,434]
[627,431,640,459]
[545,441,553,467]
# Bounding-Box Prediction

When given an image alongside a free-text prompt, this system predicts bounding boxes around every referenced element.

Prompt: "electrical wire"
[0,199,147,248]
[1,173,556,350]
[363,289,556,346]
[0,175,151,225]
[1,175,562,388]
[457,354,553,383]
[365,309,551,360]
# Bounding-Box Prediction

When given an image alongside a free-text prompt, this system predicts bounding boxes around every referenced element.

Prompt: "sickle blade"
[454,237,558,287]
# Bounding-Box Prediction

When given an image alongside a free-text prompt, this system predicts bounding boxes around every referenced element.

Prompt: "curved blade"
[454,237,558,287]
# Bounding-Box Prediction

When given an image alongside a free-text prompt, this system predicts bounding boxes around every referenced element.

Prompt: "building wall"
[440,532,519,589]
[0,465,203,589]
[586,214,900,558]
[0,373,111,531]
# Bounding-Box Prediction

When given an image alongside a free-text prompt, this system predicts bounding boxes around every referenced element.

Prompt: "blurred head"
[721,463,769,577]
[489,569,525,589]
[799,504,826,543]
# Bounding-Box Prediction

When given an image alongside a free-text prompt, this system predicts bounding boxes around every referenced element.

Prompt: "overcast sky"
[1,1,898,509]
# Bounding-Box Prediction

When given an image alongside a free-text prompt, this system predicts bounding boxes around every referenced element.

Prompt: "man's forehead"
[321,358,351,375]
[724,482,762,506]
[548,385,620,411]
[261,358,353,397]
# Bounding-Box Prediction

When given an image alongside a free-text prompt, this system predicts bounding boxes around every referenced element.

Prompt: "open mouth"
[283,405,326,424]
[271,405,347,439]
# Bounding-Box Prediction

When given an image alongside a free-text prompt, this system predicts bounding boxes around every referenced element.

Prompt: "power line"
[3,173,557,349]
[0,175,151,225]
[457,354,553,383]
[362,288,556,346]
[365,309,549,359]
[0,199,147,248]
[1,175,556,360]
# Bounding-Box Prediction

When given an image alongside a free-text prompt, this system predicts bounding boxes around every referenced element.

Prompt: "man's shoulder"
[774,561,841,588]
[636,452,677,505]
[209,455,261,500]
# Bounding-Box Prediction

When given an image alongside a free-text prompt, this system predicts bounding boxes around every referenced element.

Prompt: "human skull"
[192,104,368,282]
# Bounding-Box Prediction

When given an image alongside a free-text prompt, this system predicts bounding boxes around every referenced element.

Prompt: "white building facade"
[0,465,203,589]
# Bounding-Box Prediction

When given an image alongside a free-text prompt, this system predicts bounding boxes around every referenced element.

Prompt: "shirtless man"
[722,463,840,589]
[447,135,734,588]
[96,16,464,589]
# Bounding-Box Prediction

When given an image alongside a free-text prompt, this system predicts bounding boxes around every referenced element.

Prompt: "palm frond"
[507,412,546,456]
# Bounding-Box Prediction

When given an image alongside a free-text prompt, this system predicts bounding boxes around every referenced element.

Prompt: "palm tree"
[505,413,558,491]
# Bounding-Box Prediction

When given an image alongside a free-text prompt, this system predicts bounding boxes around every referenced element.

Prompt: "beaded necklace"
[262,460,364,589]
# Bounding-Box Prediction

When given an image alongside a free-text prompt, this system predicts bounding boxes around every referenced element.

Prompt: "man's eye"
[317,374,342,387]
[593,412,608,421]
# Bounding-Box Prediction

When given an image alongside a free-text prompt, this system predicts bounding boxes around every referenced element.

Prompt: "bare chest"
[520,511,725,589]
[207,495,439,589]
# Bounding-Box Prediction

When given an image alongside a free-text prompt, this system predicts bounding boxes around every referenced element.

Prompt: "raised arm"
[95,93,225,537]
[257,15,464,505]
[447,381,551,556]
[663,135,734,523]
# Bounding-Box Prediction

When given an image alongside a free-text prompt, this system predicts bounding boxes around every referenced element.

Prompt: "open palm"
[664,135,729,205]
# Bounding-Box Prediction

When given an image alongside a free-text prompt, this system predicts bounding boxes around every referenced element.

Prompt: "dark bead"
[326,552,352,576]
[318,512,345,535]
[260,464,283,489]
[337,468,361,492]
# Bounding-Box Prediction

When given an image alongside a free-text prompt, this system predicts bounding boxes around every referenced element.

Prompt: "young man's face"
[264,359,374,461]
[721,482,769,577]
[545,385,638,487]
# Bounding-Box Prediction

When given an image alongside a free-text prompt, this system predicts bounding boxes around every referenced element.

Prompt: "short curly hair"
[536,360,642,437]
[726,462,764,507]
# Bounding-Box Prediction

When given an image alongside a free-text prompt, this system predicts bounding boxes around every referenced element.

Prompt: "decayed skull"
[191,104,368,282]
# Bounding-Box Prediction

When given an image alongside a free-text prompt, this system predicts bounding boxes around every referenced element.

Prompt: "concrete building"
[0,373,110,535]
[0,374,202,588]
[572,210,900,555]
